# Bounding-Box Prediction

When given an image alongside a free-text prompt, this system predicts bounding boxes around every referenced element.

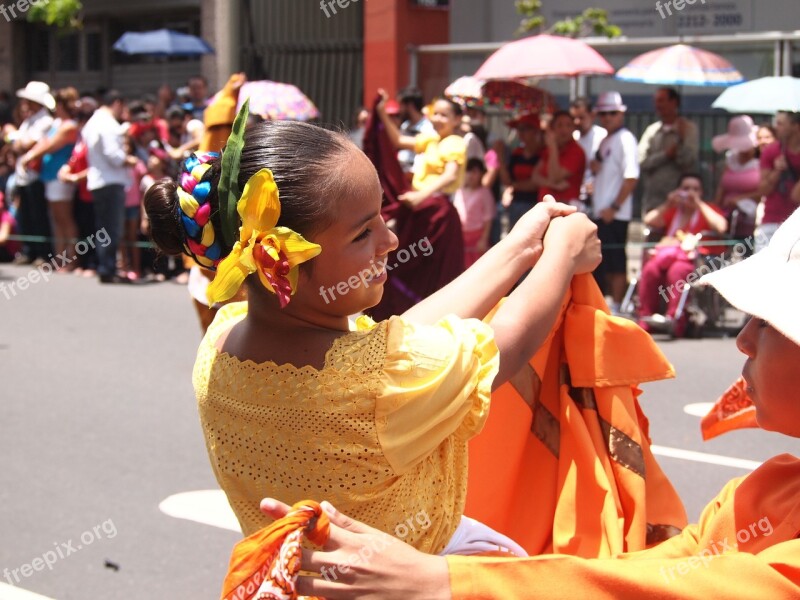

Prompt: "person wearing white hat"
[258,207,800,600]
[589,91,639,313]
[712,115,760,239]
[10,81,55,264]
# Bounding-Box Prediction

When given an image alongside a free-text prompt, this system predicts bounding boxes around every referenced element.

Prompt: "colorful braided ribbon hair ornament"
[220,500,329,600]
[177,151,223,269]
[178,99,321,307]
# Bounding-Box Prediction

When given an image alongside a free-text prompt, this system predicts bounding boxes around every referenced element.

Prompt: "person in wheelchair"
[637,172,728,337]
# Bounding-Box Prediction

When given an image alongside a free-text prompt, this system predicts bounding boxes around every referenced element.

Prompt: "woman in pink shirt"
[712,116,761,239]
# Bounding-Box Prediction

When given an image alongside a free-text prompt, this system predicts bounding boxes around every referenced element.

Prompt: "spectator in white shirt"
[82,90,138,283]
[590,92,640,313]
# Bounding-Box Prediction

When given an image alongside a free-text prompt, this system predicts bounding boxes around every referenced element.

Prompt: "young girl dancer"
[145,106,600,555]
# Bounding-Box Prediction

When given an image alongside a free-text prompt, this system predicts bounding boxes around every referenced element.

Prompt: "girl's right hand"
[543,213,602,275]
[507,195,577,256]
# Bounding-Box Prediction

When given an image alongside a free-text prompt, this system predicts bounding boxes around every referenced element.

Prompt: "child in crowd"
[453,158,496,267]
[0,191,21,262]
[122,137,148,281]
[261,207,800,600]
[145,109,600,556]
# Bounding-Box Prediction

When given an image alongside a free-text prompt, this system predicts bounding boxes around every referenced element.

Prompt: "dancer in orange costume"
[261,207,800,599]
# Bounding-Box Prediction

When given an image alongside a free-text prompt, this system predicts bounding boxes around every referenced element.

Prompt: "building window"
[86,32,102,72]
[27,27,50,73]
[57,32,80,72]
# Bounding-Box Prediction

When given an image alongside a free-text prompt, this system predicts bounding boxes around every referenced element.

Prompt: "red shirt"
[760,141,800,225]
[66,140,92,202]
[537,139,586,202]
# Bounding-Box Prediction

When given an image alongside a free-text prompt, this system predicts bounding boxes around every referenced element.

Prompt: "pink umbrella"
[227,80,320,121]
[474,34,614,80]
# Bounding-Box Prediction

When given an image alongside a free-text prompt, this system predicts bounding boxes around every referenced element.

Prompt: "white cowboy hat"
[699,207,800,345]
[16,81,55,111]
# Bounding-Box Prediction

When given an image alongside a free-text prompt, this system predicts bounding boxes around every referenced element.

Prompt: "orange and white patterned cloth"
[220,500,329,600]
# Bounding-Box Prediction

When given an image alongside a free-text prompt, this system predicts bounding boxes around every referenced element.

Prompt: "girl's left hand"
[398,190,428,208]
[259,499,450,600]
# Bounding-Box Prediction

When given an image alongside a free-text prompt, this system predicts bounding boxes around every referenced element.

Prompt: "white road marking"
[158,490,241,532]
[683,402,715,417]
[0,583,56,599]
[651,445,761,471]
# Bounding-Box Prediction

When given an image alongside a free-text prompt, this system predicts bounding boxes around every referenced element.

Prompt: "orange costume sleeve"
[466,274,687,558]
[450,454,800,598]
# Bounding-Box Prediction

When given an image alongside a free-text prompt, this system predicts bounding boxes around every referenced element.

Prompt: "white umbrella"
[712,76,800,114]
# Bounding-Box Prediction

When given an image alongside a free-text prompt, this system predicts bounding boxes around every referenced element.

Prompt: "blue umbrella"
[113,29,214,57]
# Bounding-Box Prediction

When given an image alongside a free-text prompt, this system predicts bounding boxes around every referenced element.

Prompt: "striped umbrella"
[616,44,744,87]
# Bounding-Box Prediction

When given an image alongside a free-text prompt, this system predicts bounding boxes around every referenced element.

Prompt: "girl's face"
[297,148,398,317]
[430,100,460,138]
[147,155,164,172]
[737,317,800,437]
[757,126,776,149]
[465,167,482,188]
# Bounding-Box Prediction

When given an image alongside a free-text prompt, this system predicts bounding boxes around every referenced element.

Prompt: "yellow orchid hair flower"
[206,168,321,307]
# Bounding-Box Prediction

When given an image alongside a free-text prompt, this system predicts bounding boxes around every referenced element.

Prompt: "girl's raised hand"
[543,213,602,275]
[507,194,577,261]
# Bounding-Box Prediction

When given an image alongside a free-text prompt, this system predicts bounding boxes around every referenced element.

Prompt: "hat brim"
[16,89,55,111]
[595,105,626,113]
[698,245,800,346]
[712,133,756,153]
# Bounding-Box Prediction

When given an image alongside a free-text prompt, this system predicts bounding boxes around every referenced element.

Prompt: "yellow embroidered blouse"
[412,132,467,195]
[193,302,498,554]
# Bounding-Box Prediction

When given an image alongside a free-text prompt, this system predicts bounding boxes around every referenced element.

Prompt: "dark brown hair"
[144,120,353,259]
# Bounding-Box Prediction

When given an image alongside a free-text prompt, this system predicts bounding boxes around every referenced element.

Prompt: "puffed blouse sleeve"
[437,134,467,165]
[375,314,499,475]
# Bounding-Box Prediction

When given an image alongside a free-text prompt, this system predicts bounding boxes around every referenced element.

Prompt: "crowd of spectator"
[0,76,213,283]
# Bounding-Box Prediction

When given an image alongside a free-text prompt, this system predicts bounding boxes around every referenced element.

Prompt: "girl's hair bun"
[144,178,184,256]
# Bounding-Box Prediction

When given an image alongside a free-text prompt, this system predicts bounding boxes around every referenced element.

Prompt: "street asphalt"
[0,263,795,599]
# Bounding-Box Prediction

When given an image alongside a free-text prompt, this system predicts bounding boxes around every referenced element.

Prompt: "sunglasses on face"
[598,111,620,117]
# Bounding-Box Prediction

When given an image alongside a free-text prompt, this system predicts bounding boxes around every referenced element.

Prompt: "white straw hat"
[16,81,55,111]
[698,207,800,345]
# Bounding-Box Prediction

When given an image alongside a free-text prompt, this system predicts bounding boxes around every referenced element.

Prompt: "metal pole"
[409,45,419,87]
[782,39,792,76]
[774,39,782,76]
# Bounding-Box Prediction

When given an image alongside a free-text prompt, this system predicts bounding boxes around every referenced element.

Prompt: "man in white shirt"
[570,97,606,209]
[590,92,640,313]
[82,90,137,283]
[11,81,54,264]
